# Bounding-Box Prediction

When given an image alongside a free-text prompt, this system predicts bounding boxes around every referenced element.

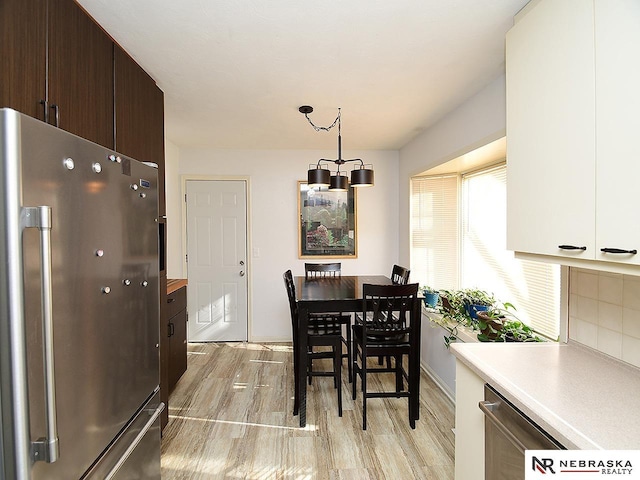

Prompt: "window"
[410,164,560,339]
[410,174,458,291]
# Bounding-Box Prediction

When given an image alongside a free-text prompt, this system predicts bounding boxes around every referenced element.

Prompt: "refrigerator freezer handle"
[104,403,165,480]
[23,206,60,463]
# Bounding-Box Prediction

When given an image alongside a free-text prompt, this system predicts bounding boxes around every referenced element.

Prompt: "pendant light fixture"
[300,106,374,190]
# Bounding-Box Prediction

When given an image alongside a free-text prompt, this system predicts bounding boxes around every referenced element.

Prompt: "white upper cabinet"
[507,0,640,268]
[594,0,640,264]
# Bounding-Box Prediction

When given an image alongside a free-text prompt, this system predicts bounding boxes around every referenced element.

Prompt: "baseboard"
[249,337,292,343]
[420,361,455,405]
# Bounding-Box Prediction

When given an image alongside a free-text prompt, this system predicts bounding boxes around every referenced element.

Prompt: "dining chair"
[304,262,342,279]
[283,270,343,417]
[391,264,410,285]
[377,264,411,367]
[352,283,421,430]
[304,262,352,382]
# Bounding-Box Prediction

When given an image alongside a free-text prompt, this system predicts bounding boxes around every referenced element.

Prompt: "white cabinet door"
[595,0,640,265]
[454,361,486,480]
[506,0,596,259]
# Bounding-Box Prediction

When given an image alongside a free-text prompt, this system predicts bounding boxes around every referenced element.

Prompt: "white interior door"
[186,180,248,341]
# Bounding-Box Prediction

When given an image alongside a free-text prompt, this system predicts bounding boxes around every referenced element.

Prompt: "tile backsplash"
[569,268,640,368]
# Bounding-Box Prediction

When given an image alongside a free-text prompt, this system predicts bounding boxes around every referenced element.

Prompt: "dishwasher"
[479,384,564,479]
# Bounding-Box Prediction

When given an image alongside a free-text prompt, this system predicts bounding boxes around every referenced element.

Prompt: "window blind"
[410,175,459,291]
[461,165,560,339]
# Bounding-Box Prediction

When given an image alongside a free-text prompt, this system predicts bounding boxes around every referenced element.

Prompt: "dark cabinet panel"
[166,285,187,394]
[168,309,187,391]
[115,46,165,215]
[0,0,46,119]
[48,0,114,148]
[159,275,169,430]
[0,0,114,147]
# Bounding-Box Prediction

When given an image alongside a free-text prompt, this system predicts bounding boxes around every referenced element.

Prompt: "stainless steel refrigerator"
[0,108,164,479]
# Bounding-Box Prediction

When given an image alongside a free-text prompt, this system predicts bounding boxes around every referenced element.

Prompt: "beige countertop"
[450,341,640,450]
[167,278,187,295]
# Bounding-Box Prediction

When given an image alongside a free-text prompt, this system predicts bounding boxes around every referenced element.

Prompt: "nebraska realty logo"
[525,451,640,479]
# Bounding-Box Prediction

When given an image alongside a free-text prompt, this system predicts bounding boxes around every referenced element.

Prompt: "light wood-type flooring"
[161,342,455,479]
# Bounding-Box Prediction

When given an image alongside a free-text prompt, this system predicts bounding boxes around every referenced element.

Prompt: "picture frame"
[298,181,357,258]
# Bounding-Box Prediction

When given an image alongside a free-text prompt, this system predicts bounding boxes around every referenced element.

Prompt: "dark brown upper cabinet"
[1,0,114,148]
[115,46,166,215]
[0,0,47,120]
[48,0,114,148]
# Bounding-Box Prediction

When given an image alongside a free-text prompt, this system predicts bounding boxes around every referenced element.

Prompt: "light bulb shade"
[329,173,349,191]
[308,167,330,187]
[351,166,374,187]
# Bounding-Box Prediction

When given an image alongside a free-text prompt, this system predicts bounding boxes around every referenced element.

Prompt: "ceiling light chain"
[298,105,374,190]
[302,108,341,132]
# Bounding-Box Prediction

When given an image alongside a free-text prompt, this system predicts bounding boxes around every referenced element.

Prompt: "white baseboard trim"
[249,337,292,343]
[420,361,455,405]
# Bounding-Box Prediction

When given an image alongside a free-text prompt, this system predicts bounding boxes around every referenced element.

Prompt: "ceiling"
[77,0,528,151]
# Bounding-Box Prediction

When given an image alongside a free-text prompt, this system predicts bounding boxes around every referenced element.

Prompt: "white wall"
[165,147,399,341]
[398,74,507,397]
[398,74,507,266]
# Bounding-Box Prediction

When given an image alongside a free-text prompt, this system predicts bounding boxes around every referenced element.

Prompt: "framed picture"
[298,181,357,258]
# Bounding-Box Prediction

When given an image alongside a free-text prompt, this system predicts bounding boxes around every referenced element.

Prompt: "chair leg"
[395,355,403,394]
[293,382,299,417]
[410,355,420,423]
[346,322,352,383]
[333,345,338,389]
[351,326,359,401]
[292,342,299,416]
[361,357,367,430]
[334,342,343,417]
[352,342,359,401]
[377,355,384,365]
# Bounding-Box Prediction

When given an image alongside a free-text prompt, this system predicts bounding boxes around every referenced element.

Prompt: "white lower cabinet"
[454,361,485,480]
[506,0,640,269]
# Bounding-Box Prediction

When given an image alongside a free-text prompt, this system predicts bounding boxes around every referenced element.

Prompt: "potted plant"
[420,285,440,309]
[458,288,496,320]
[476,305,543,343]
[439,288,496,323]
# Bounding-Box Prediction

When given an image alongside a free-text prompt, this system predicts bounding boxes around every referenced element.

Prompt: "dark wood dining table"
[293,274,394,427]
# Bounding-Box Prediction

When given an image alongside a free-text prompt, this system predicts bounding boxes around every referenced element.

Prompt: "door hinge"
[185,254,188,263]
[184,193,187,203]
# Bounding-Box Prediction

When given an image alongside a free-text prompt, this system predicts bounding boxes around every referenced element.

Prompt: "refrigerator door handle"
[104,403,165,480]
[23,206,60,464]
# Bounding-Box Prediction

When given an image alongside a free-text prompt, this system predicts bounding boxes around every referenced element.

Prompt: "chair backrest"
[305,262,341,279]
[391,264,410,285]
[362,283,420,336]
[283,270,298,331]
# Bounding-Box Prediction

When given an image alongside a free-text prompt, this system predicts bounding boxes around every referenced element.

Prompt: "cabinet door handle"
[479,400,527,454]
[167,298,175,304]
[168,322,175,337]
[50,104,60,127]
[558,245,587,251]
[600,248,637,255]
[40,99,49,123]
